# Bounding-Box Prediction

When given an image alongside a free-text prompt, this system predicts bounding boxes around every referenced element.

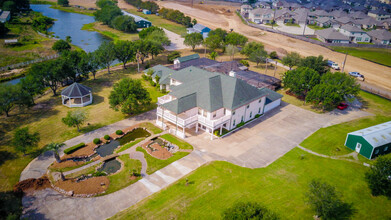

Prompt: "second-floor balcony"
[157,95,174,105]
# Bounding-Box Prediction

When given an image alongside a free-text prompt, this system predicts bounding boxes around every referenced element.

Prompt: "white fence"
[0,54,59,72]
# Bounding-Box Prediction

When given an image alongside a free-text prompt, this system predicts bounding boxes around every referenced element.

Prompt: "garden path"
[63,160,101,176]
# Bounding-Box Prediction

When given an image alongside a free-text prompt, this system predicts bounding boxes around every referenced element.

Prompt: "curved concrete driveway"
[21,103,372,219]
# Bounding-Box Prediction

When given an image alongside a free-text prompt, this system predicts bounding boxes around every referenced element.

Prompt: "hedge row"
[64,143,85,154]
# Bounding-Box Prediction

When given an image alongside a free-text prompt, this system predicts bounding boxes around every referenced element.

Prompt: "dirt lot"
[157,1,391,92]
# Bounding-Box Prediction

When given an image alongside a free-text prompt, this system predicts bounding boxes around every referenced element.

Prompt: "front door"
[355,143,362,153]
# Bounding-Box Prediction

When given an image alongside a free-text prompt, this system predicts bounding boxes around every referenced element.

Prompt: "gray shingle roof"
[145,65,174,85]
[260,88,283,104]
[168,57,218,70]
[341,24,364,32]
[61,82,92,98]
[367,29,391,40]
[316,28,350,40]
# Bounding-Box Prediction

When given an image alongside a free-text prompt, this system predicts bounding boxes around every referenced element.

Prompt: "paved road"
[21,103,372,219]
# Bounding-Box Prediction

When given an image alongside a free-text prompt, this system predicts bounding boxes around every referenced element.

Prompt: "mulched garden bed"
[54,176,109,195]
[14,176,51,194]
[142,141,172,160]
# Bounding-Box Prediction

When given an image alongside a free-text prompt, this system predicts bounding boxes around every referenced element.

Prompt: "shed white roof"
[348,121,391,148]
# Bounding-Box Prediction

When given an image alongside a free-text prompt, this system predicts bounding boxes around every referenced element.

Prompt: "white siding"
[229,97,265,130]
[264,99,281,113]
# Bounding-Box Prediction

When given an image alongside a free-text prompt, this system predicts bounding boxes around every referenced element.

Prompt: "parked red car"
[337,103,348,110]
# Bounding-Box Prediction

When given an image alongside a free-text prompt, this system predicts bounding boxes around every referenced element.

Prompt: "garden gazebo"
[61,82,93,107]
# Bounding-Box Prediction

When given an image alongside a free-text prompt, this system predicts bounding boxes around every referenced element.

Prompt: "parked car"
[337,102,348,110]
[327,60,340,70]
[349,72,364,78]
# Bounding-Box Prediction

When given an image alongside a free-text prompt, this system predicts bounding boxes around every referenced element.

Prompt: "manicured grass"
[64,162,101,179]
[136,147,189,174]
[0,65,165,193]
[101,155,142,195]
[284,23,300,27]
[50,5,94,16]
[330,46,391,67]
[139,122,163,135]
[160,134,193,150]
[111,148,391,219]
[301,91,391,157]
[307,24,327,30]
[277,89,324,113]
[115,138,145,153]
[126,9,188,36]
[81,22,139,41]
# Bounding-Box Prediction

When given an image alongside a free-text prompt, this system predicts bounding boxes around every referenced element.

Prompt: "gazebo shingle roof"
[61,82,92,98]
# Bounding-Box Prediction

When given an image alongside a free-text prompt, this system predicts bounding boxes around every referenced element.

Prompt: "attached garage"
[262,88,283,113]
[345,121,391,159]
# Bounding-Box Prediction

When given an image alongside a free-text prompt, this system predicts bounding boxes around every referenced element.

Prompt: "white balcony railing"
[198,114,231,128]
[157,95,173,105]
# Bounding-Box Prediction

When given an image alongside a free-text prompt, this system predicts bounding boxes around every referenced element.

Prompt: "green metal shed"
[345,121,391,159]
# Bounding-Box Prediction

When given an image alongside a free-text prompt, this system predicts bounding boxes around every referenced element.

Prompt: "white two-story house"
[249,8,274,24]
[147,65,282,140]
[339,25,371,43]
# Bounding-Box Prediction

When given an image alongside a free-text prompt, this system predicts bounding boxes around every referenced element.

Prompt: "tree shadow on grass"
[0,150,17,166]
[80,123,104,134]
[0,191,23,220]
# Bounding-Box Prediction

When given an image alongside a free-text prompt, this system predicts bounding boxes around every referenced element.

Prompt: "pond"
[98,158,121,174]
[30,4,111,52]
[95,128,151,157]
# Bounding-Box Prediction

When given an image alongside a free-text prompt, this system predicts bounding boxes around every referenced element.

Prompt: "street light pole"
[302,12,308,36]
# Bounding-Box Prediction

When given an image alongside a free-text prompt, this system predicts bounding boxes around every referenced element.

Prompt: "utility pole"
[265,58,268,75]
[274,61,277,77]
[302,12,308,36]
[342,51,348,72]
[271,9,277,29]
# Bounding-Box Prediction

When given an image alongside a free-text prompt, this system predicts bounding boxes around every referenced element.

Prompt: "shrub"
[92,171,107,177]
[93,138,101,145]
[116,130,123,135]
[236,121,245,128]
[269,51,278,59]
[145,63,150,69]
[255,114,261,118]
[214,128,229,137]
[64,143,85,154]
[240,59,250,67]
[365,155,391,199]
[104,135,110,140]
[222,202,279,220]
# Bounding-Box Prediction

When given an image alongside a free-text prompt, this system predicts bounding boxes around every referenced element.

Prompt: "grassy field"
[126,9,188,36]
[101,155,142,195]
[301,91,391,157]
[81,22,139,42]
[136,147,189,175]
[277,89,324,113]
[0,13,56,68]
[111,148,391,219]
[307,24,326,30]
[160,134,193,150]
[330,46,391,67]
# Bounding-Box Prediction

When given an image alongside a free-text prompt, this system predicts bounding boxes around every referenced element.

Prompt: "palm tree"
[46,142,65,163]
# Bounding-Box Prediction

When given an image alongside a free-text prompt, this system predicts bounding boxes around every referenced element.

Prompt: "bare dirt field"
[158,1,391,92]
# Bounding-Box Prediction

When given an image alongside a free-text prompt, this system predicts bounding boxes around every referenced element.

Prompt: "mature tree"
[225,44,239,61]
[167,51,181,63]
[209,51,218,60]
[95,41,116,74]
[52,39,71,53]
[222,202,279,220]
[299,55,329,74]
[94,5,122,25]
[61,50,89,81]
[81,51,101,80]
[281,52,301,70]
[109,78,151,115]
[306,179,355,220]
[225,32,248,47]
[306,72,360,109]
[111,15,137,33]
[282,67,320,98]
[241,42,264,57]
[365,155,391,199]
[2,1,16,13]
[12,127,40,155]
[148,41,165,59]
[46,142,65,163]
[19,74,46,106]
[114,40,135,69]
[209,28,228,42]
[134,39,149,64]
[146,29,171,46]
[57,0,69,6]
[249,49,268,66]
[0,84,19,117]
[62,109,88,132]
[96,0,115,8]
[140,1,159,13]
[184,32,203,51]
[204,34,224,51]
[65,35,72,43]
[192,18,197,26]
[269,51,278,59]
[0,22,9,36]
[138,26,161,39]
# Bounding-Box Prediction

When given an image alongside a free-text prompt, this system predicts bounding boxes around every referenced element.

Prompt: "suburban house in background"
[0,9,11,23]
[367,29,391,44]
[315,28,350,43]
[339,24,371,43]
[145,55,283,139]
[368,9,391,20]
[186,23,211,38]
[345,121,391,159]
[121,10,152,28]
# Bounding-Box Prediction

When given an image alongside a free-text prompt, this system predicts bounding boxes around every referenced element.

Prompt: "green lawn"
[136,147,189,174]
[277,89,324,113]
[111,148,391,219]
[284,23,300,27]
[160,134,193,150]
[81,22,139,42]
[126,9,188,36]
[139,122,163,135]
[330,46,391,67]
[101,155,142,195]
[307,24,326,30]
[301,91,391,157]
[64,162,101,179]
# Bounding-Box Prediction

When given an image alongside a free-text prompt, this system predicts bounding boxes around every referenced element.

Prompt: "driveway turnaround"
[21,103,372,219]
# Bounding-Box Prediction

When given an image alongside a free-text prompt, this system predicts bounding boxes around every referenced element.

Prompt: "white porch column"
[161,108,164,129]
[195,123,198,133]
[182,126,185,137]
[211,128,214,140]
[90,93,92,103]
[220,126,223,135]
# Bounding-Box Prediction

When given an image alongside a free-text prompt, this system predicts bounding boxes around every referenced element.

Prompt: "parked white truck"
[327,60,340,70]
